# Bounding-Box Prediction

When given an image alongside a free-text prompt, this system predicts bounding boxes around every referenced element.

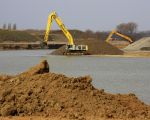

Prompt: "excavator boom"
[44,11,88,51]
[106,30,133,43]
[44,12,74,45]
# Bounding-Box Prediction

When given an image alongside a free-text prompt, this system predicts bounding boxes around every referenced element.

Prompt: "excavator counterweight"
[43,11,88,51]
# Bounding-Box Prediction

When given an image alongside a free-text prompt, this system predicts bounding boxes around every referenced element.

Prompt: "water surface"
[0,50,150,104]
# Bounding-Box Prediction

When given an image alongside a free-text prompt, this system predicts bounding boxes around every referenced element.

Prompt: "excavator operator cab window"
[67,45,72,48]
[78,46,81,50]
[82,46,86,50]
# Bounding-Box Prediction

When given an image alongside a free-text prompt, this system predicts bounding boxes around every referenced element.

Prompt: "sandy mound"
[51,39,124,55]
[0,60,150,119]
[20,60,49,77]
[124,37,150,51]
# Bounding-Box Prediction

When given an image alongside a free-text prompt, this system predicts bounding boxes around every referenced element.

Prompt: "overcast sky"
[0,0,149,31]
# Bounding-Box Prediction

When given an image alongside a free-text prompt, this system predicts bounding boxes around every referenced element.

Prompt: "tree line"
[71,22,150,41]
[1,23,17,31]
[1,22,150,42]
[41,22,150,42]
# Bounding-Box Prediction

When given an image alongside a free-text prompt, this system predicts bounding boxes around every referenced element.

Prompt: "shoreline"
[0,49,150,58]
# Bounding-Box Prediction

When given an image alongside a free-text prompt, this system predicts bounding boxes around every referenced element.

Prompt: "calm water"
[0,50,150,104]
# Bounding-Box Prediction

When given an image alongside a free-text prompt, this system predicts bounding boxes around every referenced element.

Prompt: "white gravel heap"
[124,37,150,51]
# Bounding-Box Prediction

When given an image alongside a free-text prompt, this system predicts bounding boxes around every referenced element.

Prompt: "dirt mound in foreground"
[51,39,124,55]
[0,60,150,119]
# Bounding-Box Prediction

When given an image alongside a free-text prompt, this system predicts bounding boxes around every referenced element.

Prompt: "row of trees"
[2,22,149,41]
[73,22,139,40]
[70,22,138,39]
[0,22,138,34]
[2,23,17,31]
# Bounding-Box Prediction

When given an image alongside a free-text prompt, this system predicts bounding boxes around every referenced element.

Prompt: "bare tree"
[84,29,94,39]
[116,23,126,33]
[8,23,12,30]
[13,24,17,30]
[116,22,138,34]
[3,24,6,30]
[127,22,137,34]
[95,31,101,39]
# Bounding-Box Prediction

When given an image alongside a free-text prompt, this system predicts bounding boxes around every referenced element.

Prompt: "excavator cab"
[66,44,88,51]
[44,11,88,52]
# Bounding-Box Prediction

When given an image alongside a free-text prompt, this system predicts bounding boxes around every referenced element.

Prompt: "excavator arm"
[44,11,74,45]
[44,11,88,51]
[106,30,116,43]
[106,30,133,43]
[44,12,53,44]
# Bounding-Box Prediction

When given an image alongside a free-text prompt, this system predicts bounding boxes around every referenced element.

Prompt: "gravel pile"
[124,37,150,51]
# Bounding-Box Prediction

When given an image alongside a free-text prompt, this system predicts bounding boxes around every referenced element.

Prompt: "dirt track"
[0,60,150,120]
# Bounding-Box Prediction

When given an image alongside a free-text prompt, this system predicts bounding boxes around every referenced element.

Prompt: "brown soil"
[0,60,150,120]
[0,116,148,120]
[51,39,124,55]
[108,40,130,49]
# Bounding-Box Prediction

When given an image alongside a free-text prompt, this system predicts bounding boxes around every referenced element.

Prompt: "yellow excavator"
[106,30,133,43]
[43,11,88,51]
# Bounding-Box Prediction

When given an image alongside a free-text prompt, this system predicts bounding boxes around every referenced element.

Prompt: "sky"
[0,0,150,31]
